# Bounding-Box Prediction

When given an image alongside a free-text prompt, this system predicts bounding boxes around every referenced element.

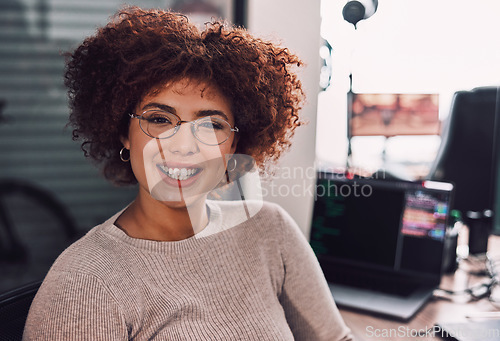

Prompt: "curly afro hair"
[66,6,305,185]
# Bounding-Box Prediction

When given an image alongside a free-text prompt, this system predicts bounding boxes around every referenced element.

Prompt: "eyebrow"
[141,103,176,114]
[141,102,230,121]
[196,110,230,121]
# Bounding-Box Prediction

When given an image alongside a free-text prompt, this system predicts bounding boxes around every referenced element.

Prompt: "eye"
[198,117,225,130]
[148,116,172,124]
[142,111,175,125]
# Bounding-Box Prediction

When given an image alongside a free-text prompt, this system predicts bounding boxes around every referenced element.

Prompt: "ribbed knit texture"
[23,201,352,341]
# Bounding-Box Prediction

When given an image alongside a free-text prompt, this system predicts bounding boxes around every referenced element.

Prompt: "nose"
[166,123,199,155]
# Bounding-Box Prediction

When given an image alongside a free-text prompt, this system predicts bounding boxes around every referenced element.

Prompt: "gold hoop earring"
[227,158,237,172]
[120,147,130,162]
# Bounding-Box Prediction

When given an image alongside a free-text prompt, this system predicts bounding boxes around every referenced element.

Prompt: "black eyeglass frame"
[129,111,239,146]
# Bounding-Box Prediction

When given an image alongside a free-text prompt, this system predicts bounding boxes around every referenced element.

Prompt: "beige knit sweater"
[23,200,352,340]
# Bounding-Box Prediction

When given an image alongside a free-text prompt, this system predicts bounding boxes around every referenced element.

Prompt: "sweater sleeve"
[23,270,128,340]
[275,205,353,341]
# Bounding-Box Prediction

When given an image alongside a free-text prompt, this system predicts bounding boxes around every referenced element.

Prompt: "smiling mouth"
[157,165,202,181]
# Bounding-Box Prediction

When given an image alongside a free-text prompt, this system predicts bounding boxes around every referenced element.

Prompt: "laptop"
[310,172,454,320]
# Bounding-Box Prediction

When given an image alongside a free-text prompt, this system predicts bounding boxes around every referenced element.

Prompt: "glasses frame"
[129,111,239,146]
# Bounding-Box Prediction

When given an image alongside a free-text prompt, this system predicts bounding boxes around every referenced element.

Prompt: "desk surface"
[339,235,500,341]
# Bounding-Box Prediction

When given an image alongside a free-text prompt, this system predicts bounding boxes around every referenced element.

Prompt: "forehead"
[142,79,228,105]
[137,79,234,123]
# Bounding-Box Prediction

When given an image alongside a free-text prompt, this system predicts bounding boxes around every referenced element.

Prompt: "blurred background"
[317,0,500,178]
[1,0,499,296]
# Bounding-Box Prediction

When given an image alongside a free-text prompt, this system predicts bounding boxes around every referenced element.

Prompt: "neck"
[116,189,209,241]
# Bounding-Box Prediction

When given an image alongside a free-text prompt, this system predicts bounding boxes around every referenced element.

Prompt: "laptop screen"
[310,172,454,280]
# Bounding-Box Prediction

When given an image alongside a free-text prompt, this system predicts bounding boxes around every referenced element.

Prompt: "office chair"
[428,87,498,213]
[427,87,499,251]
[0,280,41,341]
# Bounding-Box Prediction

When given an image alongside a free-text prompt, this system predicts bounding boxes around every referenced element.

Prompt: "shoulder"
[258,201,295,222]
[37,215,140,312]
[251,200,300,234]
[211,200,294,228]
[248,202,311,258]
[213,200,301,246]
[49,217,128,279]
[214,199,291,221]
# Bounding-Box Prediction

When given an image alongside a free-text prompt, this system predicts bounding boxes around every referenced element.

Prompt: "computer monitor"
[310,173,454,279]
[348,93,440,138]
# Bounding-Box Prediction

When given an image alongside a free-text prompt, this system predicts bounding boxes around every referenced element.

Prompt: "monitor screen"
[349,93,440,137]
[310,173,453,279]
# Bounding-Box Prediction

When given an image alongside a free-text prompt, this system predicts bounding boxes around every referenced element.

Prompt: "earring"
[120,147,130,162]
[227,158,237,172]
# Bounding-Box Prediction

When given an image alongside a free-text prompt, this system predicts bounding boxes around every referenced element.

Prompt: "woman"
[24,6,352,341]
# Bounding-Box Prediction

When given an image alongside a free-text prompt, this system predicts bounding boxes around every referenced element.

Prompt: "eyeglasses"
[129,110,239,146]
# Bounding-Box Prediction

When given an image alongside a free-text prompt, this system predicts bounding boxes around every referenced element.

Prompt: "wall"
[318,0,500,174]
[247,0,322,236]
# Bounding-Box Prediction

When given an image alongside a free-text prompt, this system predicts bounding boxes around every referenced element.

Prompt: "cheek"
[141,139,166,190]
[129,150,147,188]
[217,138,237,156]
[128,137,159,188]
[200,146,229,172]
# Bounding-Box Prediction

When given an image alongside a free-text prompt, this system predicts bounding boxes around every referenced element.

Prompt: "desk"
[339,236,500,341]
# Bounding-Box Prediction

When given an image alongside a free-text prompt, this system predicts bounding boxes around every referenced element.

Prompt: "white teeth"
[159,165,199,180]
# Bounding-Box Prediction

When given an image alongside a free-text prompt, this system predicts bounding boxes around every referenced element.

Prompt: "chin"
[157,192,208,210]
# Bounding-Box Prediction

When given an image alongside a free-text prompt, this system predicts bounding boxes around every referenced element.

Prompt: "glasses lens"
[194,117,232,145]
[140,110,178,138]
